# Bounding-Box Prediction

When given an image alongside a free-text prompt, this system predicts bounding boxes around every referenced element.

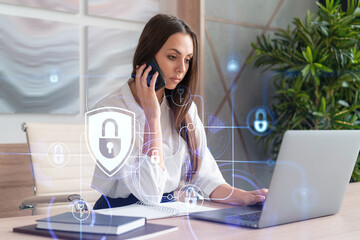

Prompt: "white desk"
[1,182,360,240]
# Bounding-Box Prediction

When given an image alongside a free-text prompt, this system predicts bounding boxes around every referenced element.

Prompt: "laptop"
[190,130,360,228]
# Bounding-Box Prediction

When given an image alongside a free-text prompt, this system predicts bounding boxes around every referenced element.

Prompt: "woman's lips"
[169,77,181,83]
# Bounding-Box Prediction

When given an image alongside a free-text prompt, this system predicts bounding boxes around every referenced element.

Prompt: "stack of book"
[14,201,216,239]
[37,212,145,235]
[13,211,178,239]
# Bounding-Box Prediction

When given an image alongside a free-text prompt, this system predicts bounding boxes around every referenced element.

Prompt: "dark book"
[14,223,178,240]
[36,212,145,235]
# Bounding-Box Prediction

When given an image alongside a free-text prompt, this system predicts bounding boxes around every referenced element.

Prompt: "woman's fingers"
[250,188,268,197]
[135,64,158,91]
[252,194,265,205]
[135,64,146,87]
[245,193,265,205]
[149,71,159,89]
[244,189,268,205]
[133,63,160,118]
[141,65,152,87]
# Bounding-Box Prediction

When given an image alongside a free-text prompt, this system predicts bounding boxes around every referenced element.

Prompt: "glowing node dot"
[187,122,195,131]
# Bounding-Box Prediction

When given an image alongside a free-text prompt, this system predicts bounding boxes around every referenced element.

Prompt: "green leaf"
[310,65,315,76]
[334,120,354,127]
[301,64,311,76]
[297,93,310,99]
[302,50,309,62]
[318,25,329,38]
[316,1,328,13]
[313,63,333,72]
[314,76,320,85]
[320,97,327,113]
[342,81,349,87]
[355,7,360,16]
[333,109,350,117]
[338,100,350,108]
[313,112,324,117]
[302,46,314,63]
[350,113,358,123]
[306,46,313,63]
[246,55,257,65]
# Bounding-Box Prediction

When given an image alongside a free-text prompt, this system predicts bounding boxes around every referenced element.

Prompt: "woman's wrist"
[144,114,160,130]
[143,116,162,148]
[144,109,160,121]
[233,189,250,205]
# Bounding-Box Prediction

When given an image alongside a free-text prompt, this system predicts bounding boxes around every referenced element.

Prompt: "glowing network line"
[204,126,249,129]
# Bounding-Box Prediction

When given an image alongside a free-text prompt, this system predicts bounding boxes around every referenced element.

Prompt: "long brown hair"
[132,14,200,183]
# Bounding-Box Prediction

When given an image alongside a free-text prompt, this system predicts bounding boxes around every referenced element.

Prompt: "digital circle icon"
[53,144,65,164]
[47,142,70,168]
[86,107,135,177]
[177,87,185,103]
[267,158,275,166]
[150,149,160,164]
[167,194,174,201]
[254,108,268,133]
[171,85,191,107]
[246,106,275,136]
[71,199,91,221]
[187,122,195,132]
[184,187,198,209]
[99,118,121,158]
[226,57,240,73]
[146,147,161,167]
[176,184,204,211]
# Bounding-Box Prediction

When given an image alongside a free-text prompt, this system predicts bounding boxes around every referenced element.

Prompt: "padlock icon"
[254,108,268,133]
[74,200,90,220]
[151,150,160,163]
[184,187,197,209]
[99,118,121,158]
[53,144,64,165]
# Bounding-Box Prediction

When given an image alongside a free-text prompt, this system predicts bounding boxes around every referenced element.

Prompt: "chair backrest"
[23,122,100,214]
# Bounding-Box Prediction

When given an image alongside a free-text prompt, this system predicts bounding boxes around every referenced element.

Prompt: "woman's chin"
[164,84,178,90]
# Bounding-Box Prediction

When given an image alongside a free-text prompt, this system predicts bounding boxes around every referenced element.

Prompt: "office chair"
[20,122,101,215]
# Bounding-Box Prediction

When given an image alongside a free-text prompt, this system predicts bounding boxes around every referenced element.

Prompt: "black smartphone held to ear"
[145,57,166,91]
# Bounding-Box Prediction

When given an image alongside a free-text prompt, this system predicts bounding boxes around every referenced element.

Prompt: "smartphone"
[145,57,166,91]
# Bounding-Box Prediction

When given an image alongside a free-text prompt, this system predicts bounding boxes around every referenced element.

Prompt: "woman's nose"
[176,60,186,73]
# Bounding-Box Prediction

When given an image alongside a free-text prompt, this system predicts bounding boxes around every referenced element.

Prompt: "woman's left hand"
[244,188,268,205]
[210,184,268,206]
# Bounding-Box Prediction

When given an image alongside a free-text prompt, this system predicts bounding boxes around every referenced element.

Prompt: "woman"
[92,14,267,209]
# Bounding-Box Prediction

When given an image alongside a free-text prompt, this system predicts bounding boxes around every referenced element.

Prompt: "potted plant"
[249,0,360,181]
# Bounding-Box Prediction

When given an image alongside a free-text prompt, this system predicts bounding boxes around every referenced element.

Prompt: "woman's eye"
[168,55,176,60]
[185,59,192,64]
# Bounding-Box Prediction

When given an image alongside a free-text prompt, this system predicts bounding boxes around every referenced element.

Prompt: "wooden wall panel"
[177,0,205,120]
[0,144,33,218]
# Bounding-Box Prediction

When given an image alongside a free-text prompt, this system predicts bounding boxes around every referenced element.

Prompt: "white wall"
[0,0,177,143]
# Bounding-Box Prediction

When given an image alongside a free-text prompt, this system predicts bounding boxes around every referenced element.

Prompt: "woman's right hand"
[135,64,165,170]
[135,64,161,120]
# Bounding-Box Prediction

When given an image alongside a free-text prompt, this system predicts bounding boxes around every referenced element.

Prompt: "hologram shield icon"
[85,107,135,177]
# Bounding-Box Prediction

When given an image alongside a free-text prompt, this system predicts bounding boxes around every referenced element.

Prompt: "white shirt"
[91,79,226,204]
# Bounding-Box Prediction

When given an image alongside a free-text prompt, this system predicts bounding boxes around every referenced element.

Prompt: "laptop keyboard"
[226,212,261,222]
